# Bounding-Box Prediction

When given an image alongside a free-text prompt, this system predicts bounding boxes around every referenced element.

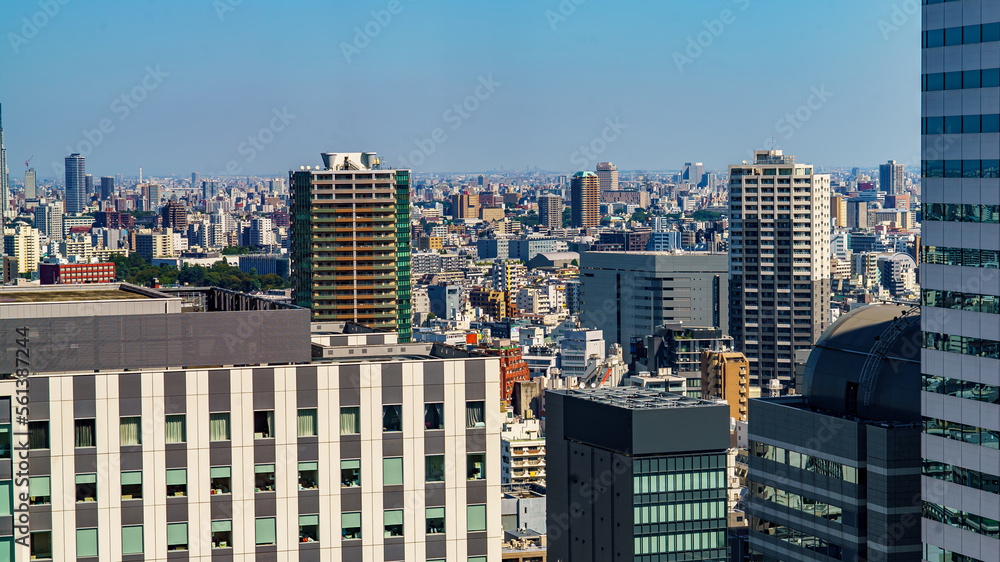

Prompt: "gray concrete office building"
[746,305,922,562]
[547,387,730,562]
[580,251,729,362]
[921,2,1000,561]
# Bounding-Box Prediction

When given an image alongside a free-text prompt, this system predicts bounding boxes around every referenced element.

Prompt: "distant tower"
[595,161,618,195]
[64,153,86,214]
[537,194,562,230]
[570,171,599,228]
[191,172,200,191]
[0,104,10,224]
[100,176,115,200]
[25,168,36,200]
[878,160,905,195]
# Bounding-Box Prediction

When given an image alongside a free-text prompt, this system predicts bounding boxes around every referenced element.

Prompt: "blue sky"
[1,0,919,178]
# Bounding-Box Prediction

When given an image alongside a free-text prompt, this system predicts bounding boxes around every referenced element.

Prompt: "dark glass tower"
[64,153,86,214]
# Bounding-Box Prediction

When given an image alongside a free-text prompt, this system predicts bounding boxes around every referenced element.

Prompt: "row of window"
[920,159,1000,178]
[750,483,845,524]
[633,531,726,555]
[923,23,1000,48]
[922,69,1000,91]
[923,502,1000,539]
[922,114,1000,134]
[922,246,1000,269]
[23,401,488,450]
[25,511,492,560]
[923,416,1000,449]
[923,332,1000,359]
[924,460,1000,495]
[748,515,843,560]
[922,374,1000,404]
[632,470,725,494]
[749,441,860,484]
[922,289,1000,315]
[633,500,726,525]
[924,544,984,562]
[922,203,1000,223]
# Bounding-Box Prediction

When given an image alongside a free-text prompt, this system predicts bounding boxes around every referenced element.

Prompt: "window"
[211,520,232,549]
[121,472,142,500]
[338,459,361,487]
[383,457,403,486]
[340,407,360,435]
[255,517,276,546]
[0,425,10,459]
[75,419,96,448]
[167,522,188,551]
[76,473,97,503]
[383,405,402,432]
[166,468,187,497]
[253,410,275,439]
[120,416,141,446]
[255,464,276,492]
[468,505,487,532]
[343,512,362,540]
[77,528,98,557]
[299,514,319,543]
[30,531,52,560]
[165,415,186,443]
[209,413,230,441]
[384,509,404,537]
[469,557,488,562]
[211,466,231,495]
[297,409,317,437]
[426,507,445,534]
[28,421,48,449]
[29,476,50,505]
[468,453,486,480]
[299,462,318,490]
[122,525,143,555]
[0,481,11,516]
[425,403,444,430]
[466,401,486,428]
[426,455,445,482]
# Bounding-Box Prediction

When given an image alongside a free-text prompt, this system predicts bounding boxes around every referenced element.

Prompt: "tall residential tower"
[920,3,1000,560]
[879,159,905,195]
[570,171,599,228]
[290,152,412,341]
[728,150,831,392]
[65,153,86,214]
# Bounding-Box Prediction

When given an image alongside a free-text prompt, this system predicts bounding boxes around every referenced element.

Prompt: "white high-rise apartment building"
[728,150,830,392]
[921,3,1000,561]
[595,161,618,194]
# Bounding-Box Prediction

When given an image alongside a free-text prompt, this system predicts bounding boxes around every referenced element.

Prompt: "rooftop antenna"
[769,137,776,151]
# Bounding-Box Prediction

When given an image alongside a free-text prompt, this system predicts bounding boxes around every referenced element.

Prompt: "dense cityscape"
[0,2,992,562]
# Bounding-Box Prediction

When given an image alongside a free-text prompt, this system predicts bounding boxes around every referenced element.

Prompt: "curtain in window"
[340,408,359,435]
[209,414,229,441]
[466,402,485,428]
[266,411,274,437]
[28,424,47,449]
[75,421,94,448]
[297,410,317,437]
[165,416,185,444]
[120,417,140,446]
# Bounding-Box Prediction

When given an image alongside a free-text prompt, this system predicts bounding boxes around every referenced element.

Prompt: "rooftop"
[551,387,720,410]
[0,284,160,304]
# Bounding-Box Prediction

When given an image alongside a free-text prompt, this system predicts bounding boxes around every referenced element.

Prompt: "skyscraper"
[100,176,115,200]
[682,162,706,187]
[64,153,86,214]
[290,152,412,341]
[25,168,36,200]
[728,150,831,392]
[191,171,200,191]
[570,171,599,228]
[537,194,562,229]
[85,173,94,198]
[830,195,847,228]
[0,104,10,224]
[595,161,618,194]
[921,5,1000,560]
[33,199,63,241]
[878,159,904,195]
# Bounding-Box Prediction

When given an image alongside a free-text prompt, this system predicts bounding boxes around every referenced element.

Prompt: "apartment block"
[700,351,750,423]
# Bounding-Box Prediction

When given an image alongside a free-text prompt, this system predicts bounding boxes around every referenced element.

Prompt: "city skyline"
[1,1,918,176]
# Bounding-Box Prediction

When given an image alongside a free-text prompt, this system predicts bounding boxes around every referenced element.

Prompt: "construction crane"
[25,155,33,169]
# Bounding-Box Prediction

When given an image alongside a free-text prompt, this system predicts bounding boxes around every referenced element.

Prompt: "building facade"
[700,351,750,422]
[290,152,412,341]
[879,160,905,195]
[595,161,618,195]
[65,153,86,215]
[728,149,831,391]
[39,261,116,284]
[921,3,1000,560]
[570,172,599,229]
[537,195,562,230]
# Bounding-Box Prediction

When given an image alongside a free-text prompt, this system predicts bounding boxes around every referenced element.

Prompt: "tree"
[691,210,722,221]
[562,207,572,227]
[630,209,648,223]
